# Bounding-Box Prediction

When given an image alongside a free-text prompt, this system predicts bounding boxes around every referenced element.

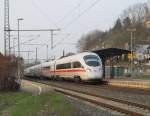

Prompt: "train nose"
[86,68,103,78]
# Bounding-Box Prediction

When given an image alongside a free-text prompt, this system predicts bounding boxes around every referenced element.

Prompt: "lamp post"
[17,18,23,81]
[13,37,17,55]
[17,18,23,57]
[127,28,136,77]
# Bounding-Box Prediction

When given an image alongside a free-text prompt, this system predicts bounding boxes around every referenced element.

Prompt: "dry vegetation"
[77,1,150,52]
[0,55,21,91]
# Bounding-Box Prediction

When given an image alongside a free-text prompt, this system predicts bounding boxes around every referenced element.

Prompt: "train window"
[84,55,99,61]
[56,64,63,69]
[73,62,81,68]
[65,63,71,69]
[84,55,100,67]
[56,63,71,69]
[85,61,100,67]
[44,66,50,69]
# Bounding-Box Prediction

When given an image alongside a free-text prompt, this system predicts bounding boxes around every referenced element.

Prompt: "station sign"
[128,53,136,59]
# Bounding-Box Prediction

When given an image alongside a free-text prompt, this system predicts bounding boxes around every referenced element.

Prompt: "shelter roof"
[92,48,130,61]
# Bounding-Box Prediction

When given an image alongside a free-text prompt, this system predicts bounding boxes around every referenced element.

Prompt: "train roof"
[25,52,99,69]
[41,61,52,67]
[55,52,100,64]
[60,52,98,59]
[25,61,52,70]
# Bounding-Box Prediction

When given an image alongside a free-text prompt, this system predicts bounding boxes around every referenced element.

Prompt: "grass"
[0,92,31,113]
[0,92,76,116]
[140,75,150,80]
[134,75,150,80]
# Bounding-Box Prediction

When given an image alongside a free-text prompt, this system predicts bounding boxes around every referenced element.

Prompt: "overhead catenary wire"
[31,0,59,29]
[18,0,102,59]
[54,0,101,47]
[30,0,86,49]
[10,34,38,38]
[12,35,41,49]
[53,33,81,49]
[57,0,87,25]
[63,0,101,30]
[58,42,77,45]
[29,0,101,46]
[53,34,72,48]
[33,0,101,48]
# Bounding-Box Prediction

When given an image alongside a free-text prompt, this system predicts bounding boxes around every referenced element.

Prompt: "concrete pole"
[51,31,53,49]
[28,51,30,65]
[36,48,38,63]
[130,31,133,76]
[13,38,17,55]
[127,28,136,78]
[17,18,23,80]
[46,45,48,61]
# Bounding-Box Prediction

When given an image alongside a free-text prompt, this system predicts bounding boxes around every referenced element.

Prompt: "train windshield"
[84,55,100,67]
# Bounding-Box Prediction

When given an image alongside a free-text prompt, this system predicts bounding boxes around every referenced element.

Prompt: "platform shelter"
[92,48,131,78]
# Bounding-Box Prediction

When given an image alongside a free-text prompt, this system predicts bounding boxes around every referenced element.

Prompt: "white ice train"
[24,52,103,82]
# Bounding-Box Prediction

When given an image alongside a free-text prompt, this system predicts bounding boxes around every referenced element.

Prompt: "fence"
[104,65,149,79]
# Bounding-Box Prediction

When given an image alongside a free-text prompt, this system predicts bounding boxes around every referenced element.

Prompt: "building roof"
[92,48,130,62]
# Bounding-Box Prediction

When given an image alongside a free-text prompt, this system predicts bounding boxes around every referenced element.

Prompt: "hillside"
[77,1,150,52]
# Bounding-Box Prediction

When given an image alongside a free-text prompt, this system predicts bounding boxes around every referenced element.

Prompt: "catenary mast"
[4,0,11,55]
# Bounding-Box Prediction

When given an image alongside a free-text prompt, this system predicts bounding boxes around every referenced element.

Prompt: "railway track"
[40,80,150,96]
[25,78,150,116]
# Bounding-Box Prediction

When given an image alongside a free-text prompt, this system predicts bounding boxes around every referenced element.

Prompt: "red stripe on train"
[48,69,86,73]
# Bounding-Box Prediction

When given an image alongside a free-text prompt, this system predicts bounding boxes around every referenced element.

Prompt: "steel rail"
[55,89,142,116]
[40,80,150,96]
[40,80,150,110]
[24,78,150,115]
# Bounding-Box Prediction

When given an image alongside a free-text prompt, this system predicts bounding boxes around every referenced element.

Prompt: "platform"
[106,79,150,89]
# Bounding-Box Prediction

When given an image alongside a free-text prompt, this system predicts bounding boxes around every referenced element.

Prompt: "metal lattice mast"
[4,0,10,55]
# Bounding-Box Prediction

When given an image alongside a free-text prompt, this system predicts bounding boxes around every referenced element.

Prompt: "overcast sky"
[0,0,148,62]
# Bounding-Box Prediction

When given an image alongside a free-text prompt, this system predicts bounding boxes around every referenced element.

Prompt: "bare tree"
[77,30,106,52]
[121,2,149,25]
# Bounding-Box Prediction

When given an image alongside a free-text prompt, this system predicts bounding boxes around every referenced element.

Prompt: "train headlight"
[86,68,92,72]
